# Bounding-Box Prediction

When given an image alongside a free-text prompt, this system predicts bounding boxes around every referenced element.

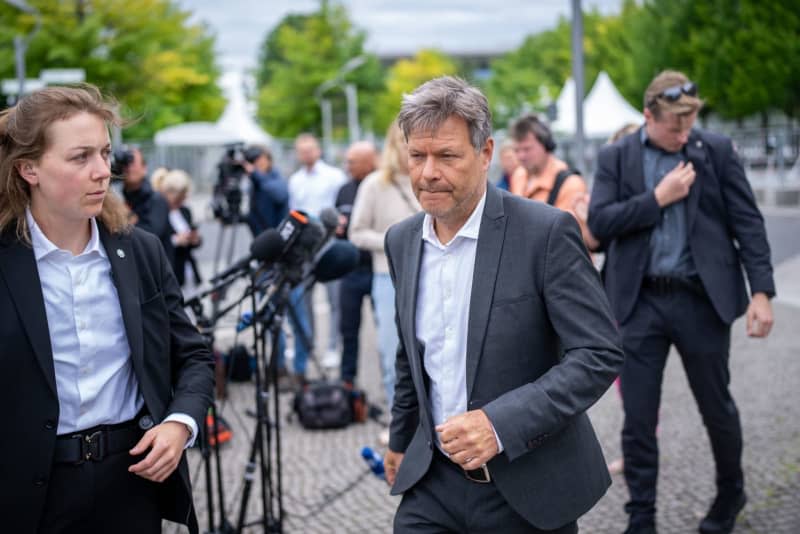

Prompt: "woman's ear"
[16,160,38,186]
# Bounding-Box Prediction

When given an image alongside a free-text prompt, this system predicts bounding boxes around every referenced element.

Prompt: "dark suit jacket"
[171,205,202,287]
[0,224,215,534]
[385,185,624,530]
[588,128,775,325]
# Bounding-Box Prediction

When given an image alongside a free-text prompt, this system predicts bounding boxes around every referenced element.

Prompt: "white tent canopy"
[153,122,242,146]
[216,71,272,145]
[551,71,644,138]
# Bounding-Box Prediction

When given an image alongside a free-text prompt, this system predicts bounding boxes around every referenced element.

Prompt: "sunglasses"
[651,82,697,105]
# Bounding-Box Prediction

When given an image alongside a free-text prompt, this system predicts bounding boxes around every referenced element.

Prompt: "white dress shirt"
[27,210,197,445]
[288,160,346,216]
[415,191,503,453]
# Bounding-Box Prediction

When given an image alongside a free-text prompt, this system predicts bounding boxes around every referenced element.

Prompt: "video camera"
[211,143,247,224]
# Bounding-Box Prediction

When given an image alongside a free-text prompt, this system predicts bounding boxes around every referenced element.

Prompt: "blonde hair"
[159,168,192,195]
[0,84,130,242]
[379,120,408,184]
[608,123,640,144]
[644,70,703,118]
[150,167,170,193]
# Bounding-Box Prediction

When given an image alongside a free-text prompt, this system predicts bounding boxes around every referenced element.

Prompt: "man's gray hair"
[397,76,492,152]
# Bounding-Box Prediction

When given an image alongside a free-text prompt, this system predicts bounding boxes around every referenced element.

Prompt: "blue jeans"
[372,273,398,407]
[339,266,373,383]
[276,285,311,375]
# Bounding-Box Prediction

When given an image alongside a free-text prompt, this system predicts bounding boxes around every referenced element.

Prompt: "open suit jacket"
[385,184,624,530]
[588,128,775,325]
[0,224,215,534]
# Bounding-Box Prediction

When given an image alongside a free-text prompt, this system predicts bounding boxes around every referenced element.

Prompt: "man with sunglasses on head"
[588,70,775,534]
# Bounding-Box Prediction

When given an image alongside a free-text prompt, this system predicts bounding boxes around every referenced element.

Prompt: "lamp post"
[571,0,585,173]
[315,55,367,155]
[5,0,42,103]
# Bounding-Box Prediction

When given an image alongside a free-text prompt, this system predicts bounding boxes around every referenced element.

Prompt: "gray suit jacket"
[385,185,624,529]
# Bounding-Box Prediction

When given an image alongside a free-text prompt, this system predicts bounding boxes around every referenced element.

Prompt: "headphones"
[111,146,136,176]
[515,114,556,153]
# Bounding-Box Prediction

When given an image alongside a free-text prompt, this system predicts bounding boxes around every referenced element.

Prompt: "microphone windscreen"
[250,229,284,263]
[313,241,359,282]
[318,207,340,232]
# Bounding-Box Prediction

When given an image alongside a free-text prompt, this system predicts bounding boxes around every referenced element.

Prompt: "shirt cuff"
[163,413,198,449]
[490,422,504,454]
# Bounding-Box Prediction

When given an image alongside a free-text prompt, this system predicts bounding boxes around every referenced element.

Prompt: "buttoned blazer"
[588,128,775,325]
[0,224,215,534]
[385,184,624,530]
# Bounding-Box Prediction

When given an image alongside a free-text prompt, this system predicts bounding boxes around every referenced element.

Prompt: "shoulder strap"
[546,168,579,206]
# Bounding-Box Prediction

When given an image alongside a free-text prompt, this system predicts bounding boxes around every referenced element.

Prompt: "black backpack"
[293,380,354,429]
[547,168,580,206]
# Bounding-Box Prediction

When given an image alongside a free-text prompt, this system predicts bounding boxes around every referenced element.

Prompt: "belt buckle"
[464,463,491,483]
[81,430,104,463]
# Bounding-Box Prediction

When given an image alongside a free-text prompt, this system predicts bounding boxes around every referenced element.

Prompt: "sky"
[180,0,623,71]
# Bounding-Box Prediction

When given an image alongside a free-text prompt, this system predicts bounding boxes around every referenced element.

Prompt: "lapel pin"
[116,249,125,258]
[696,140,703,148]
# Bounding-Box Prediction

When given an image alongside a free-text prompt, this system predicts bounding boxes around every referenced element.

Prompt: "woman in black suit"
[155,168,203,288]
[0,85,214,533]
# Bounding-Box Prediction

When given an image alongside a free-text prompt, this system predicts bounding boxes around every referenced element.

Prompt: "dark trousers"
[620,284,743,524]
[339,266,373,383]
[39,447,161,533]
[395,449,578,533]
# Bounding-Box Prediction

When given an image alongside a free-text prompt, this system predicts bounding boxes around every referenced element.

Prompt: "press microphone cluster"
[361,446,385,480]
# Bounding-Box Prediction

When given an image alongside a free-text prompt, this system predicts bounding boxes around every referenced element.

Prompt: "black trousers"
[38,447,162,533]
[620,284,743,524]
[395,449,578,533]
[339,266,373,383]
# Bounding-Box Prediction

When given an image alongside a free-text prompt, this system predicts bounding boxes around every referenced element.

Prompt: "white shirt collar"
[422,188,487,248]
[26,207,104,260]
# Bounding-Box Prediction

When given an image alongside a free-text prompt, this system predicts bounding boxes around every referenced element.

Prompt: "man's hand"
[746,292,774,338]
[129,421,190,482]
[384,449,404,486]
[436,410,499,472]
[654,161,695,207]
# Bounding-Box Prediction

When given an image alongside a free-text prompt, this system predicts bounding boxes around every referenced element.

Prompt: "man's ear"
[16,160,38,186]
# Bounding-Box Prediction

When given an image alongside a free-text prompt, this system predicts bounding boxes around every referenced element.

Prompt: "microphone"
[311,240,360,282]
[360,446,385,480]
[210,228,284,283]
[318,206,340,238]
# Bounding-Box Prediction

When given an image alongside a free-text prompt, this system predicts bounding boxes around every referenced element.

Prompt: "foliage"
[0,0,225,140]
[255,2,384,140]
[373,49,459,134]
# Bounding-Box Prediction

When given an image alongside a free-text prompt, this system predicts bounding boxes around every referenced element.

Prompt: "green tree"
[0,0,225,140]
[255,2,383,140]
[373,49,458,134]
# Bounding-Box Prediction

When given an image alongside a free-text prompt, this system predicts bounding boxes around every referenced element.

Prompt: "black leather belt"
[54,418,145,465]
[642,274,705,295]
[434,446,492,483]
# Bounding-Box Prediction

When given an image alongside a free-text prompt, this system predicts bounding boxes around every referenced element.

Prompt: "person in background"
[0,84,214,534]
[155,168,202,288]
[243,145,289,237]
[510,114,598,250]
[495,140,519,191]
[113,145,174,264]
[589,70,775,534]
[336,141,378,385]
[349,121,420,415]
[288,133,347,366]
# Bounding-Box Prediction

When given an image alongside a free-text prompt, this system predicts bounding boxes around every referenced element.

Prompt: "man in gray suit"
[383,76,624,533]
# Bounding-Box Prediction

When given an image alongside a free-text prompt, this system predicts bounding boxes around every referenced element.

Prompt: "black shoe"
[624,519,656,534]
[699,491,746,533]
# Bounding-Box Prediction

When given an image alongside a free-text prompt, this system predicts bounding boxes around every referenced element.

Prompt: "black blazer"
[385,185,624,529]
[0,224,215,534]
[588,128,775,325]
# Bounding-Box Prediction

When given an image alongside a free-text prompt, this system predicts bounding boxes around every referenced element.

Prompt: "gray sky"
[180,0,623,71]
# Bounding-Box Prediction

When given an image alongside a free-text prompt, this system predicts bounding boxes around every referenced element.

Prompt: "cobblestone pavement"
[164,228,800,534]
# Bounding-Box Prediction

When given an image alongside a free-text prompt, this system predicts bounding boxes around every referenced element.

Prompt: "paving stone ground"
[163,222,800,534]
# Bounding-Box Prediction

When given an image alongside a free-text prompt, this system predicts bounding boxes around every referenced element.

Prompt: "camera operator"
[212,145,246,225]
[113,145,174,265]
[243,145,289,237]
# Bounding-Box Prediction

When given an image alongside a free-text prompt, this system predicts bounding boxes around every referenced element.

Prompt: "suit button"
[34,477,46,487]
[44,420,55,430]
[427,440,432,449]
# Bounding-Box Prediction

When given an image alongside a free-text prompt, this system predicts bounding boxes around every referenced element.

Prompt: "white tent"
[216,71,272,145]
[551,71,644,138]
[153,122,243,146]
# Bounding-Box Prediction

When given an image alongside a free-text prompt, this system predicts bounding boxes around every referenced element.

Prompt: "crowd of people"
[0,68,776,534]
